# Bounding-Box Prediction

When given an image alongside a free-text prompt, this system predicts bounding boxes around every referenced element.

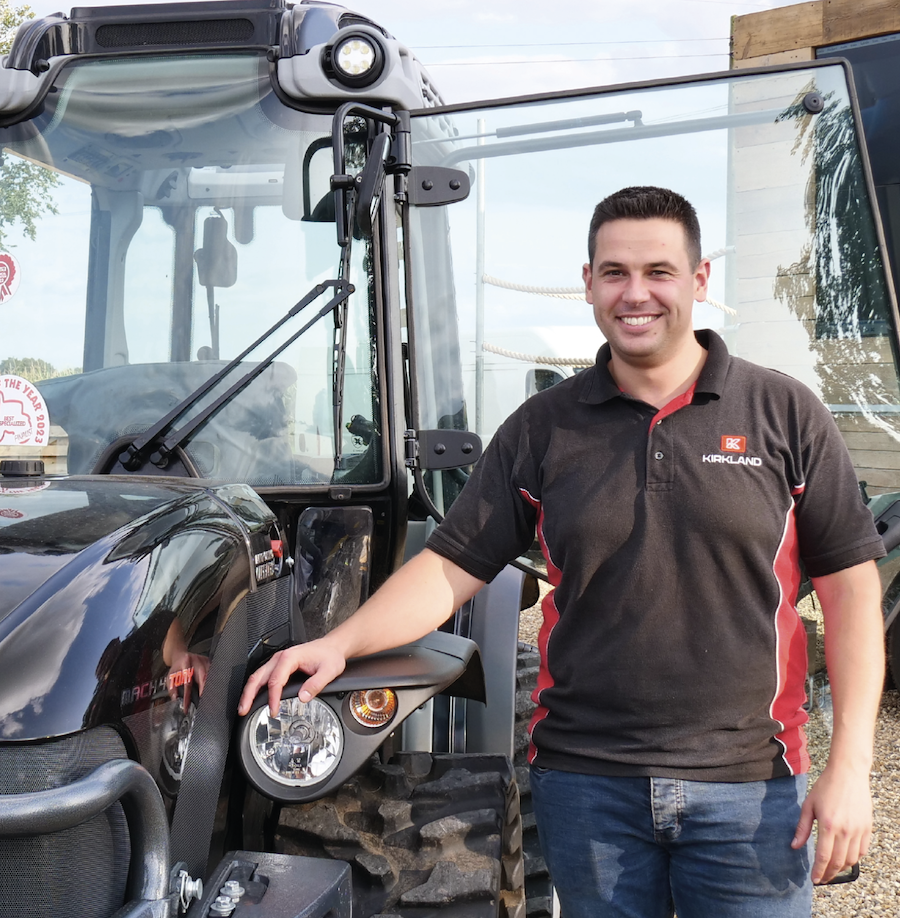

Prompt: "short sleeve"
[794,398,885,577]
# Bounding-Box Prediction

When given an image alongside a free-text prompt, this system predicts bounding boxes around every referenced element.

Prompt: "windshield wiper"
[120,278,353,472]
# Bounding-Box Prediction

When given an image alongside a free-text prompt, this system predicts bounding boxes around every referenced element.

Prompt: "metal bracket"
[407,167,470,206]
[405,428,482,470]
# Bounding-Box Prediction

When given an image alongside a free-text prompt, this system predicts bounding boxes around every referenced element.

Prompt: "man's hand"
[236,550,485,719]
[797,560,883,885]
[792,763,872,884]
[238,638,347,717]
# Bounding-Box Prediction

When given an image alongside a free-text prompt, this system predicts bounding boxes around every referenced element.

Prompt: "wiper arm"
[155,279,353,468]
[120,278,353,471]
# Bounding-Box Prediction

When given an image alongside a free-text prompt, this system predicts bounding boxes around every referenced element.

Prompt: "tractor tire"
[275,752,525,918]
[514,642,553,918]
[888,616,900,690]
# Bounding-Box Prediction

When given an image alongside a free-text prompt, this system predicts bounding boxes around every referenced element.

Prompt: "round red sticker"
[0,375,50,446]
[0,252,20,304]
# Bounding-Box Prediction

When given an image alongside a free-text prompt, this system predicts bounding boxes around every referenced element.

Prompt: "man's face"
[583,217,710,369]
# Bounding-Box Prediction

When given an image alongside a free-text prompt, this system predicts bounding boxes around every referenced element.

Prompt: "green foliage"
[0,357,81,382]
[1,0,33,55]
[0,158,60,247]
[0,1,60,250]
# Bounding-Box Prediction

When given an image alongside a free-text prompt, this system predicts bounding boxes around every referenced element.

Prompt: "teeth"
[621,315,655,326]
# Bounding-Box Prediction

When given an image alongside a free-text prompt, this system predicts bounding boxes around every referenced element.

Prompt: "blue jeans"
[530,767,812,918]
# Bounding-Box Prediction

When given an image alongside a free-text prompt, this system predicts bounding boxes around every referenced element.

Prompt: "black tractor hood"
[0,477,205,623]
[0,476,273,740]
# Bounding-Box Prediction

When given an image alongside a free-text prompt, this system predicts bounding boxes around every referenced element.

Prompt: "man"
[239,186,885,917]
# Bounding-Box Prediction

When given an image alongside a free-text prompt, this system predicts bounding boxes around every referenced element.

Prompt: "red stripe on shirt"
[519,488,562,764]
[769,504,810,775]
[649,383,697,428]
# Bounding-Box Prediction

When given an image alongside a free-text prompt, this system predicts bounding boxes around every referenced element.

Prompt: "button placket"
[647,416,675,488]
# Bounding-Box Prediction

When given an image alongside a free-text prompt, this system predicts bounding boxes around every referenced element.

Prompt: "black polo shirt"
[427,330,884,782]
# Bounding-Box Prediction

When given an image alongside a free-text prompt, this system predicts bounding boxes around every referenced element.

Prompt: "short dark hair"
[587,186,702,268]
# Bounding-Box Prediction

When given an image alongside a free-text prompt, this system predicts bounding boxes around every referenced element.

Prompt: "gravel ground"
[518,588,900,917]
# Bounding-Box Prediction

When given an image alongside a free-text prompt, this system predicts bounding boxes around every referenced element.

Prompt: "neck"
[608,338,707,409]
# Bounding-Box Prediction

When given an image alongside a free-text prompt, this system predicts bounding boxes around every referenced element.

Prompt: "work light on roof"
[328,31,385,87]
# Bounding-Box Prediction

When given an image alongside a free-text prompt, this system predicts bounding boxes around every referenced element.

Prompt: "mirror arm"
[330,103,400,246]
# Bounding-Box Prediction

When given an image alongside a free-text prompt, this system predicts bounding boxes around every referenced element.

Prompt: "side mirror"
[354,132,391,238]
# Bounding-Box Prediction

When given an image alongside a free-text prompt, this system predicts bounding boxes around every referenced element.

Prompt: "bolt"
[461,442,474,454]
[422,180,434,191]
[433,443,446,455]
[221,881,245,899]
[210,895,236,917]
[449,179,461,190]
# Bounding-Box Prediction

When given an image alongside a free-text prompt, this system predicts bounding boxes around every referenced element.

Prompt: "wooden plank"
[733,185,811,222]
[736,228,809,258]
[820,363,900,403]
[733,142,810,193]
[844,467,900,493]
[732,119,815,149]
[811,334,897,366]
[735,275,814,303]
[823,0,900,44]
[731,2,824,60]
[733,49,815,70]
[733,0,900,62]
[845,448,900,471]
[835,413,900,434]
[841,430,900,451]
[730,69,824,111]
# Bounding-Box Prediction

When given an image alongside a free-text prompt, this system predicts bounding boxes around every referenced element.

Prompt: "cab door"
[406,61,900,512]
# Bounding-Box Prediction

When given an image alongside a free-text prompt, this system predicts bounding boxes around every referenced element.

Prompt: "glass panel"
[0,54,381,488]
[409,63,898,505]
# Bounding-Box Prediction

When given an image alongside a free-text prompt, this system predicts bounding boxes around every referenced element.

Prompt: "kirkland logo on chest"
[702,435,763,467]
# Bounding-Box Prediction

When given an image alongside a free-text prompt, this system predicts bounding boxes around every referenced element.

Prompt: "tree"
[1,0,32,56]
[0,0,59,249]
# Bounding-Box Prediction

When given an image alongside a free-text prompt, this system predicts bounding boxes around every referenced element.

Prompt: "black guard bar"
[0,758,170,906]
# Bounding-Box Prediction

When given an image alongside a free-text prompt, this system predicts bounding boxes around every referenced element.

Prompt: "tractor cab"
[2,2,900,917]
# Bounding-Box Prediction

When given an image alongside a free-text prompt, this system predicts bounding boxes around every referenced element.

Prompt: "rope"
[481,274,583,299]
[482,342,594,366]
[481,244,738,315]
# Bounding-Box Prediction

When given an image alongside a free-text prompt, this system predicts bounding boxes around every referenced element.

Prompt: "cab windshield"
[0,53,382,488]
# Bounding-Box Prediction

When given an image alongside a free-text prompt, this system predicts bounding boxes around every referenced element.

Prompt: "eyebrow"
[594,259,680,272]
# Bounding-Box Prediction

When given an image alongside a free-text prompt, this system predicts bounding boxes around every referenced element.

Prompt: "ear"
[582,262,593,304]
[693,258,711,303]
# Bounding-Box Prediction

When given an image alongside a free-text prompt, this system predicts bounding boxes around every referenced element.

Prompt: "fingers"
[193,657,209,696]
[238,656,278,716]
[792,799,814,850]
[236,643,347,717]
[812,822,870,885]
[811,822,839,885]
[296,662,343,703]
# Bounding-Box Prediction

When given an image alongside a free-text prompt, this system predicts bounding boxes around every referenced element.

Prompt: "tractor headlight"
[325,30,385,87]
[248,696,342,787]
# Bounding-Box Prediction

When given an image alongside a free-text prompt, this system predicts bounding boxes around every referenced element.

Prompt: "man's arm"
[237,548,486,716]
[791,559,884,884]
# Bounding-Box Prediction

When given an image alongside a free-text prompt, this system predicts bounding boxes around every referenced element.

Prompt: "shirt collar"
[578,328,730,406]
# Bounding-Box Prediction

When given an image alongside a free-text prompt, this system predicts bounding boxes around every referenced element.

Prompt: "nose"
[622,273,651,305]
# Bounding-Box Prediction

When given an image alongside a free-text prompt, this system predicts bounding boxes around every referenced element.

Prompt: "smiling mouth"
[620,315,656,326]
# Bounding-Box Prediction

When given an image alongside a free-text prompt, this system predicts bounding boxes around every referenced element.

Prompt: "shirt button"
[654,451,664,460]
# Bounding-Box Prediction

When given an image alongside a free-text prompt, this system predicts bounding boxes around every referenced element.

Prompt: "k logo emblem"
[721,435,746,453]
